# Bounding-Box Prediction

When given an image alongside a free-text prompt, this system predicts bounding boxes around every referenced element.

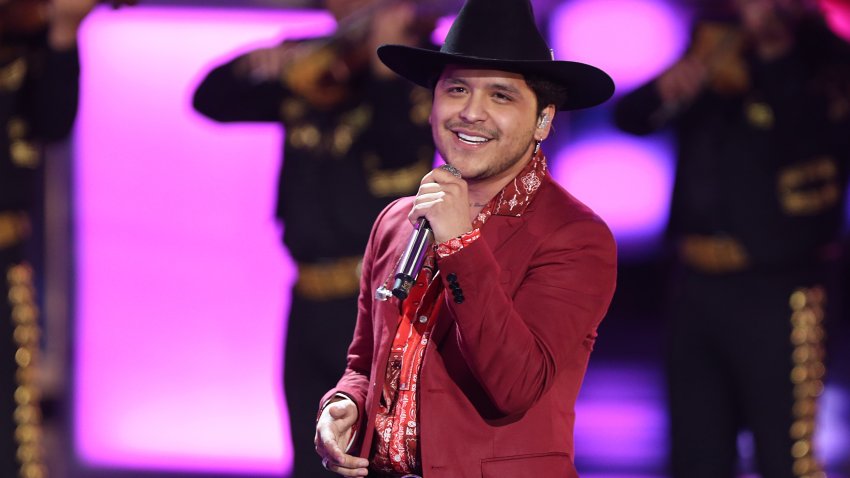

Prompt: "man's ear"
[535,104,557,141]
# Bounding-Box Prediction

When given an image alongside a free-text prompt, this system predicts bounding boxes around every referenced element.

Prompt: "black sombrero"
[377,0,615,111]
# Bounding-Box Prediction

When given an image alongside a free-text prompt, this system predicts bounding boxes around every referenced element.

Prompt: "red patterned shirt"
[370,150,548,475]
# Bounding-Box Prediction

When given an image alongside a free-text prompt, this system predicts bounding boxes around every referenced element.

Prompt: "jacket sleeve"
[614,23,701,136]
[612,79,669,136]
[436,216,617,417]
[192,53,285,123]
[24,46,80,141]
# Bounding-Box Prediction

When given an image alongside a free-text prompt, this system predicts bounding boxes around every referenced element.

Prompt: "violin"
[282,0,449,109]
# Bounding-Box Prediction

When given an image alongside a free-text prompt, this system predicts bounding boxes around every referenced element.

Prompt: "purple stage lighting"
[821,0,850,40]
[550,0,689,93]
[551,132,675,252]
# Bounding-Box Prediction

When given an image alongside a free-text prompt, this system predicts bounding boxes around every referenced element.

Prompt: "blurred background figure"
[615,0,850,476]
[192,1,440,475]
[1,0,99,476]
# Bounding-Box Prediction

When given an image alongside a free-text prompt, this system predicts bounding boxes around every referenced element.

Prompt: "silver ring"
[439,164,461,178]
[321,457,330,470]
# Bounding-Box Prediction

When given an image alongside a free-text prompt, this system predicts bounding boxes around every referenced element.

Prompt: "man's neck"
[464,152,535,221]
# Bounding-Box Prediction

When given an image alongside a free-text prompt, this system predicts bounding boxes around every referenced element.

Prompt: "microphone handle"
[389,163,460,300]
[391,217,433,300]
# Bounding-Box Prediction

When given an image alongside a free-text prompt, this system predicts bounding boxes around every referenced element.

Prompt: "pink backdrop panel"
[75,6,334,474]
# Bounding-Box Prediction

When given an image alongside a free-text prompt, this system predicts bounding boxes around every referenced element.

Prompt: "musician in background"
[615,0,850,476]
[192,1,436,476]
[1,0,98,475]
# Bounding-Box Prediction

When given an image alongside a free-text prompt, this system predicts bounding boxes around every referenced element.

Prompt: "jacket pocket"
[481,452,577,478]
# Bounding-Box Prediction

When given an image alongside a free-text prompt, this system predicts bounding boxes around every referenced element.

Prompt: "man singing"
[314,0,617,476]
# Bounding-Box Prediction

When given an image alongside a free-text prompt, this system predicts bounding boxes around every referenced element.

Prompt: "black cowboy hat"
[377,0,615,111]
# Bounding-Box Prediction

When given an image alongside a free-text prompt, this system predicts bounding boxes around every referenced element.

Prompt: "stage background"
[54,1,850,477]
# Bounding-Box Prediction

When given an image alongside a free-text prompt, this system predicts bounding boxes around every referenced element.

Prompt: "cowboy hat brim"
[378,44,615,111]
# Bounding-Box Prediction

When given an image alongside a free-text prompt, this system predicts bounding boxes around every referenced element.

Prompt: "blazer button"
[447,273,457,283]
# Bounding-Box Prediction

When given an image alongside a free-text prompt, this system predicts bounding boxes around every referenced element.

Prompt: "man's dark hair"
[525,74,568,115]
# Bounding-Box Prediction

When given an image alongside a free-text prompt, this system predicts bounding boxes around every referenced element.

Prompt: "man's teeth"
[457,132,489,144]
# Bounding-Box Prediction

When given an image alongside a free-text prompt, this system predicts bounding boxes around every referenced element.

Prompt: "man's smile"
[449,126,497,146]
[457,132,491,144]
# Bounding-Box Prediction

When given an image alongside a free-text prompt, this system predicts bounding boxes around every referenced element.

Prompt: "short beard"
[464,135,536,182]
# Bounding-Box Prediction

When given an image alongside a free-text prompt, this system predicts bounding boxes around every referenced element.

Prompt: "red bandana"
[437,149,548,257]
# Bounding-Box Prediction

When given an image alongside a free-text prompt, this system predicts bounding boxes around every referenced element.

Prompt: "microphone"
[391,164,461,300]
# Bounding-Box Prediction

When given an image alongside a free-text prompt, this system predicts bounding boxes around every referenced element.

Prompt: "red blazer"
[322,174,617,477]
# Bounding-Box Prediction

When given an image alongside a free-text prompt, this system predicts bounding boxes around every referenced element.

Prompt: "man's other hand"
[315,397,369,476]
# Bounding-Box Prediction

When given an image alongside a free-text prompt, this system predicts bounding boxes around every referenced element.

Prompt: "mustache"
[445,122,499,139]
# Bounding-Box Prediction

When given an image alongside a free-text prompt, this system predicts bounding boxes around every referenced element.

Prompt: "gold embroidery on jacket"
[678,234,749,274]
[7,263,48,478]
[295,256,362,300]
[286,105,373,158]
[0,212,32,250]
[280,98,307,122]
[777,156,839,216]
[8,118,40,168]
[0,57,27,92]
[745,100,774,129]
[289,124,321,150]
[332,105,372,157]
[788,287,826,478]
[365,148,432,198]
